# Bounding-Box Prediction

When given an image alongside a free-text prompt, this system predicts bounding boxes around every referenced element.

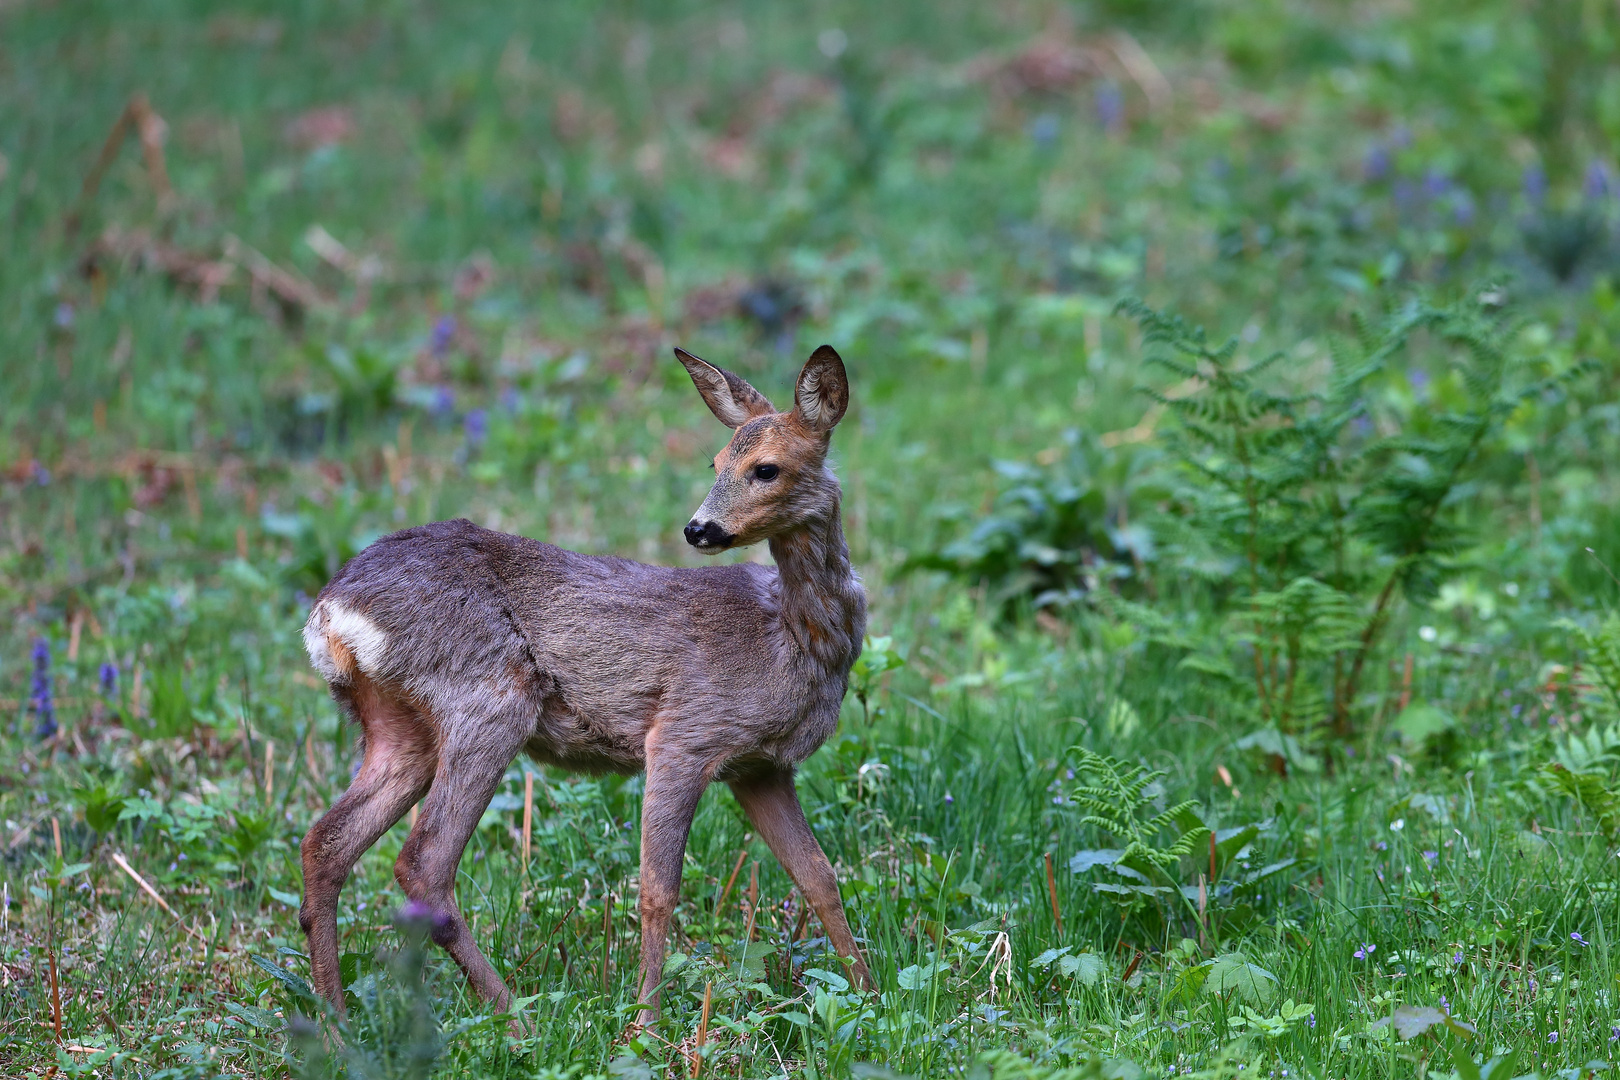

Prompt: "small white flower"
[1390,818,1405,832]
[1418,626,1438,642]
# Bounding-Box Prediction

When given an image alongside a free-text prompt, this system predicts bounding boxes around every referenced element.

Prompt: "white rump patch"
[303,600,389,681]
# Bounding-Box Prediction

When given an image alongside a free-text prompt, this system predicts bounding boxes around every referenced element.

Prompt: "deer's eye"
[753,463,780,481]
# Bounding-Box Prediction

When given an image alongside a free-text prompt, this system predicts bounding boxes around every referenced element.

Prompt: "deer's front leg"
[635,748,715,1026]
[729,765,874,991]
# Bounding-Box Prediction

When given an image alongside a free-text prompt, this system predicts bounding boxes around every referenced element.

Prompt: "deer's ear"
[789,345,849,433]
[675,348,775,428]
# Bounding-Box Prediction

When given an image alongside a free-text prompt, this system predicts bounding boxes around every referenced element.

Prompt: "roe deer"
[299,344,872,1025]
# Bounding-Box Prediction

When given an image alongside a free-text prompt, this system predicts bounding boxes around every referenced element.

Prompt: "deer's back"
[304,519,840,773]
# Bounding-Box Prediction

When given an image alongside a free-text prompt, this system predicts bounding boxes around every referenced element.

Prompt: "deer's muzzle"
[684,519,734,550]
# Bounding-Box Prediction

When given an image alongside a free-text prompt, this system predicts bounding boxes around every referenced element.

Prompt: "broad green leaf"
[607,1057,653,1080]
[1243,859,1298,883]
[1069,849,1126,873]
[1202,953,1278,1005]
[803,967,849,992]
[1373,1004,1477,1040]
[249,953,316,1003]
[1060,951,1108,987]
[897,961,945,990]
[1214,824,1261,866]
[1031,946,1072,968]
[1172,963,1210,1001]
[852,1065,915,1080]
[222,1001,282,1033]
[1391,704,1455,748]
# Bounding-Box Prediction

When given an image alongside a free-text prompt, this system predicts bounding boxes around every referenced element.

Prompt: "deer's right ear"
[675,348,776,428]
[789,344,849,433]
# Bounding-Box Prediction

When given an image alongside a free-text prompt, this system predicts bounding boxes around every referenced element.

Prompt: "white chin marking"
[305,600,390,679]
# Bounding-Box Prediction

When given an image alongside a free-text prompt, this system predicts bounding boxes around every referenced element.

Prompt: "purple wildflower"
[1095,82,1125,134]
[54,303,75,330]
[1354,943,1376,960]
[397,899,453,938]
[1438,995,1450,1013]
[29,638,56,740]
[98,662,119,695]
[1452,950,1464,965]
[944,792,954,804]
[1422,850,1438,864]
[1029,113,1060,149]
[430,315,457,357]
[1610,1025,1619,1042]
[430,385,455,418]
[31,461,50,486]
[499,386,521,414]
[1524,164,1547,205]
[1585,161,1612,201]
[1548,1031,1558,1044]
[1452,190,1475,227]
[1364,144,1392,182]
[1422,168,1450,199]
[1408,368,1430,395]
[1308,1013,1315,1029]
[1512,704,1523,718]
[1571,931,1587,947]
[464,408,488,447]
[1376,840,1387,851]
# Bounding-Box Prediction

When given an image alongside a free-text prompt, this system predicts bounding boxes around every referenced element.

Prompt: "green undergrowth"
[5,1,1620,1078]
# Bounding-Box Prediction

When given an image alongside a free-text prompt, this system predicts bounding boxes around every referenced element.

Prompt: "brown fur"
[325,634,355,680]
[299,345,871,1026]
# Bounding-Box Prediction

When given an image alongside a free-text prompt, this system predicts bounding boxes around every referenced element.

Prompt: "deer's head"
[676,345,850,552]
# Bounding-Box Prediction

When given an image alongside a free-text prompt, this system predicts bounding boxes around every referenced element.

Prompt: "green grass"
[4,1,1620,1077]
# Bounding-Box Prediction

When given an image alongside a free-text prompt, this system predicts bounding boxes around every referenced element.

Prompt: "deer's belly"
[525,692,648,775]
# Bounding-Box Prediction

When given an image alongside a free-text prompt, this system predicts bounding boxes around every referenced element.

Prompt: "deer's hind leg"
[301,675,438,1013]
[392,691,533,1011]
[729,766,874,991]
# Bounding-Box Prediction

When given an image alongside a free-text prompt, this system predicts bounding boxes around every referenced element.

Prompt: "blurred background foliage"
[5,0,1620,1076]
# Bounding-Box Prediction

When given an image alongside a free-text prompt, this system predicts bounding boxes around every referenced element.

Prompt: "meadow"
[4,1,1620,1077]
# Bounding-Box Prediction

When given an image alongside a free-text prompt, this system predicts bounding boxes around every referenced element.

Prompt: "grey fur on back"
[307,514,865,773]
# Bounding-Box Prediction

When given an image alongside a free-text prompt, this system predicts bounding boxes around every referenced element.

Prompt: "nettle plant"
[1117,290,1590,739]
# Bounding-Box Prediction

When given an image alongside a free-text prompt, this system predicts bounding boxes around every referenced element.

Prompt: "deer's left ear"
[675,347,776,428]
[789,345,849,433]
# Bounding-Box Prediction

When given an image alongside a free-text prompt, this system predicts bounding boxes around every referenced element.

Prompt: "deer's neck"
[768,502,866,675]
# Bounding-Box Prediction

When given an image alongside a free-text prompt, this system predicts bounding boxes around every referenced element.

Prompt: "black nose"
[684,520,731,548]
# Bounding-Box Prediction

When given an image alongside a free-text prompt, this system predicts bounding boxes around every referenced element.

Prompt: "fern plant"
[1064,750,1294,940]
[1120,290,1593,736]
[1537,764,1620,842]
[1534,616,1620,842]
[1563,613,1620,723]
[1067,748,1210,882]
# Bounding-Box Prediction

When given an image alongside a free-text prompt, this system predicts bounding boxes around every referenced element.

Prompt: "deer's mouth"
[683,520,736,550]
